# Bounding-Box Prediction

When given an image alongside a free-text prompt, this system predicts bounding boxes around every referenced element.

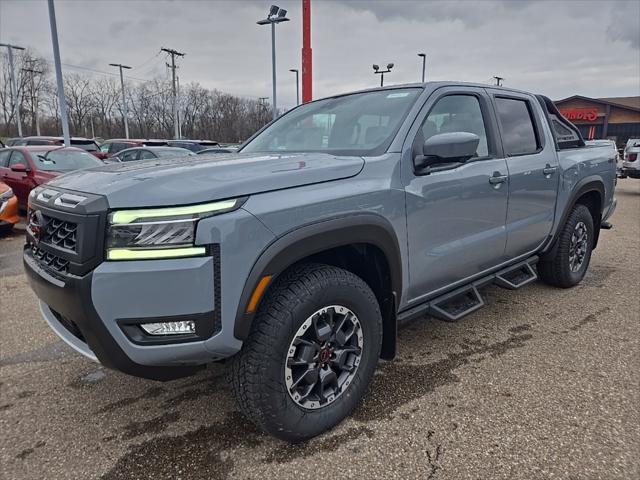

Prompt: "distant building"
[554,95,640,147]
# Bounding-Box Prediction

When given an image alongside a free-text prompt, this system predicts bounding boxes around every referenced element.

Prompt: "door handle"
[489,173,508,185]
[543,164,557,176]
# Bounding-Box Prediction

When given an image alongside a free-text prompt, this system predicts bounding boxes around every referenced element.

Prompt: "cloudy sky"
[1,0,639,109]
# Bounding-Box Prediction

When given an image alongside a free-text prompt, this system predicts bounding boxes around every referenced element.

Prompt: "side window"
[0,150,12,167]
[495,97,539,156]
[120,150,139,162]
[8,151,27,167]
[138,150,156,160]
[418,95,489,157]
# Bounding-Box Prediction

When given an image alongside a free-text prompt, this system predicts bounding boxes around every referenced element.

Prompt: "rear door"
[488,90,560,257]
[403,87,509,300]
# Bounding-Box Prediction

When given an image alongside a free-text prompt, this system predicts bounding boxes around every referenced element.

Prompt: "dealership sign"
[560,108,598,121]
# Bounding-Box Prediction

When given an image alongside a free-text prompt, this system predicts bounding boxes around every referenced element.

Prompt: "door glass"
[138,150,156,160]
[495,97,539,155]
[121,150,139,162]
[0,150,11,167]
[419,95,489,157]
[8,151,27,168]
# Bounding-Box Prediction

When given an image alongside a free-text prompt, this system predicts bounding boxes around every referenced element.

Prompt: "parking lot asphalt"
[1,179,639,480]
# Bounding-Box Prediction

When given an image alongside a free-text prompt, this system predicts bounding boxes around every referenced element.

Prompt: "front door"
[489,91,560,258]
[404,88,509,302]
[3,150,34,207]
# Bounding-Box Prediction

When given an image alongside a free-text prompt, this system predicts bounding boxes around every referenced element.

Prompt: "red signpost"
[302,0,312,103]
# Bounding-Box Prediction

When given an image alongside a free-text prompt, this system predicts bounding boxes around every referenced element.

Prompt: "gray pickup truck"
[24,82,616,441]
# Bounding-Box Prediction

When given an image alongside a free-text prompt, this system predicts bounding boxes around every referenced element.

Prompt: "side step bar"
[398,256,538,324]
[428,284,484,322]
[494,260,538,290]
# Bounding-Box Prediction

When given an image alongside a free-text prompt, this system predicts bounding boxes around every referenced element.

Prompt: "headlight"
[106,197,246,260]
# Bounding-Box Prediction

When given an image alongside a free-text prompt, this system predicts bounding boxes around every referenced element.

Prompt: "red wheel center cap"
[319,349,331,363]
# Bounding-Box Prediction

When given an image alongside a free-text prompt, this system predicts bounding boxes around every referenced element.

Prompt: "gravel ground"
[1,179,638,480]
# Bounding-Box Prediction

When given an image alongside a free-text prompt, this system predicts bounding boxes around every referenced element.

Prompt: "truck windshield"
[241,88,421,156]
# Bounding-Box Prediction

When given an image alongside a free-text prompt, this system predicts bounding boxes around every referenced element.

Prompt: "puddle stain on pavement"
[101,413,263,480]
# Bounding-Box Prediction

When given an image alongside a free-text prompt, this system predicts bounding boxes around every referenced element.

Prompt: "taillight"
[628,153,637,161]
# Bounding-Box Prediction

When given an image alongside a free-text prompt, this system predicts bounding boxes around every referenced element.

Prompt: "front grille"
[32,245,70,274]
[42,215,78,252]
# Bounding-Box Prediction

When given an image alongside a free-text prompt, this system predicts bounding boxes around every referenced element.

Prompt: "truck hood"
[47,152,365,208]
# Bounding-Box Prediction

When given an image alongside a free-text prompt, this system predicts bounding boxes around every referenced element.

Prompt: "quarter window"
[418,95,489,158]
[495,97,539,155]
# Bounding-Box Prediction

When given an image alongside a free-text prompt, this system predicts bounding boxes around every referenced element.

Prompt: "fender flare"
[233,213,403,341]
[543,177,605,254]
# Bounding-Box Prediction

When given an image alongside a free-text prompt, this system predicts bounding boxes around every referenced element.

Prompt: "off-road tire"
[228,263,382,442]
[538,204,594,288]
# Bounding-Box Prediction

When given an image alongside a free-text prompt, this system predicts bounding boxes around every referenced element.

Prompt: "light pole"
[373,63,394,87]
[289,69,299,106]
[418,53,426,83]
[47,0,70,146]
[0,43,26,137]
[109,63,132,139]
[257,5,290,120]
[493,76,504,86]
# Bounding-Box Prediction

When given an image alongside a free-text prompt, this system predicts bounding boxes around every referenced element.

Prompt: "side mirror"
[414,132,480,171]
[10,163,30,173]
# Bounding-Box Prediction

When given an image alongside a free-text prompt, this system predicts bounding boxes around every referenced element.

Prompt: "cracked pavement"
[1,179,638,479]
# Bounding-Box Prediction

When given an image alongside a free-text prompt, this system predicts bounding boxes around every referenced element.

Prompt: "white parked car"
[621,138,640,179]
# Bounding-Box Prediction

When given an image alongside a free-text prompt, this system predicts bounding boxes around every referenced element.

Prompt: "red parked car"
[10,136,106,159]
[0,146,103,209]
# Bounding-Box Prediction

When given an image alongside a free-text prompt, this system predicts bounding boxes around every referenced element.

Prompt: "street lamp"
[418,53,426,83]
[0,43,26,137]
[109,63,132,139]
[289,69,299,106]
[257,5,290,120]
[373,63,394,87]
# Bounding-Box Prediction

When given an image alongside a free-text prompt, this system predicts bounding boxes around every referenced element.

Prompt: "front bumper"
[24,247,228,380]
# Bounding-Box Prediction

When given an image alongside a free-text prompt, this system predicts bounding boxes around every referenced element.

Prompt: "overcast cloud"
[1,0,638,109]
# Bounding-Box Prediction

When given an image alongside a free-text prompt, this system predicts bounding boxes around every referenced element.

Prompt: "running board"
[494,260,538,290]
[427,285,484,322]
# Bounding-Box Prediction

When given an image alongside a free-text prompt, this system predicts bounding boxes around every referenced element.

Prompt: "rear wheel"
[228,263,382,442]
[539,204,594,288]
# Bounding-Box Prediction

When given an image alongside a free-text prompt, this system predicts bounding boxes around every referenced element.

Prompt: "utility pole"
[161,47,185,139]
[23,65,43,136]
[109,63,132,139]
[0,43,26,137]
[47,0,70,146]
[176,75,182,138]
[493,76,504,86]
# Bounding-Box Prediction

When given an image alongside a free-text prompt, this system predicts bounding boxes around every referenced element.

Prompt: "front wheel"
[539,204,594,288]
[228,263,382,442]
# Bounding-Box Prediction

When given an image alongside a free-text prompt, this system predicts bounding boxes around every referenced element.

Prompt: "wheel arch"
[545,178,604,255]
[233,214,402,359]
